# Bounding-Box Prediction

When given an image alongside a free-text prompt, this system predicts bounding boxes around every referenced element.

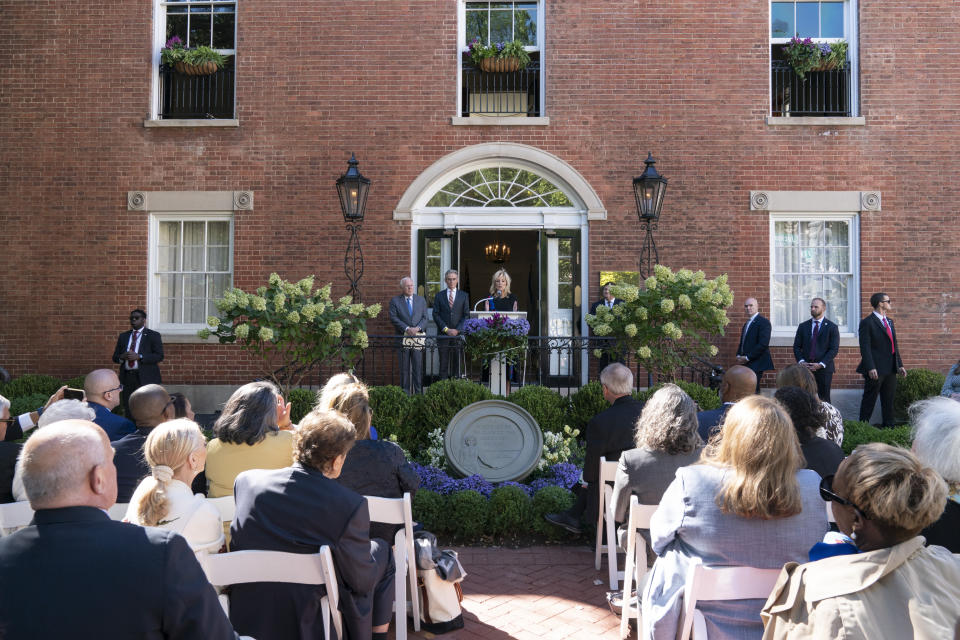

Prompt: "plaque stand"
[469,311,527,396]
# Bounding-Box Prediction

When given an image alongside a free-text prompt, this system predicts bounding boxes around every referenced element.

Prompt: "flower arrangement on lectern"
[586,265,732,374]
[462,313,531,366]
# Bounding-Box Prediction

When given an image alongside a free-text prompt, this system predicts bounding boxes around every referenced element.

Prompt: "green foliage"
[586,265,731,376]
[418,379,493,435]
[0,375,64,400]
[487,485,532,536]
[841,420,913,455]
[568,382,608,432]
[508,385,568,434]
[369,385,415,442]
[448,490,489,539]
[286,388,316,424]
[639,380,720,412]
[412,490,449,534]
[530,486,576,540]
[782,38,848,80]
[467,38,532,69]
[199,273,380,397]
[64,376,86,391]
[10,393,49,417]
[894,368,946,424]
[161,36,227,69]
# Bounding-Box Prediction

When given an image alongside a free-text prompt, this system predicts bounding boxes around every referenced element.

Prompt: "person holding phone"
[112,309,164,416]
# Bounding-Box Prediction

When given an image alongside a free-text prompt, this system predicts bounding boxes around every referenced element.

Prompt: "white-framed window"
[149,213,234,334]
[151,0,237,120]
[769,0,859,117]
[457,1,544,118]
[769,213,859,334]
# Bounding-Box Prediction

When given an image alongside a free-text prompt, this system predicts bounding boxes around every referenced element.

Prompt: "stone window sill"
[765,116,865,126]
[144,119,239,128]
[451,116,549,126]
[771,335,859,348]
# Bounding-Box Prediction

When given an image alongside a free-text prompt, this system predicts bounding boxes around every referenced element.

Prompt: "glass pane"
[771,2,794,38]
[799,247,823,272]
[158,274,179,298]
[207,247,229,271]
[207,274,231,300]
[212,10,235,49]
[775,220,798,245]
[558,238,572,255]
[159,220,180,246]
[426,192,453,207]
[500,167,518,183]
[824,275,848,325]
[426,238,441,257]
[825,247,848,273]
[557,283,572,309]
[426,262,441,282]
[800,221,823,246]
[824,220,848,246]
[183,221,205,245]
[466,9,488,44]
[184,274,205,298]
[188,6,212,47]
[208,221,229,245]
[186,298,205,324]
[158,246,179,272]
[821,2,844,38]
[800,275,822,299]
[773,275,797,301]
[184,247,204,271]
[166,12,188,43]
[490,9,512,42]
[775,247,797,272]
[159,298,179,324]
[796,2,818,37]
[558,259,572,283]
[426,283,441,303]
[515,4,537,45]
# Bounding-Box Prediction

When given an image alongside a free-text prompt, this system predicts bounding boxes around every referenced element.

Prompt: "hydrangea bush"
[462,313,531,366]
[587,264,732,375]
[198,273,380,397]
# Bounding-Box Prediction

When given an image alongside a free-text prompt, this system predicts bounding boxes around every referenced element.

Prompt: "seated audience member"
[761,444,960,639]
[642,396,828,640]
[942,357,960,400]
[205,381,294,498]
[909,396,960,552]
[230,409,395,640]
[3,385,68,442]
[696,365,756,441]
[0,395,20,502]
[610,384,703,562]
[774,386,845,478]
[84,368,136,440]
[113,384,175,503]
[170,392,196,420]
[125,419,221,552]
[776,364,844,445]
[546,363,644,534]
[11,399,97,501]
[328,382,419,541]
[318,372,377,439]
[0,420,237,639]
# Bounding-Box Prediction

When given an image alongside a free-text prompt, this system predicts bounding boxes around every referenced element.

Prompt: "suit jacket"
[856,313,903,375]
[113,427,153,503]
[737,314,774,373]
[230,464,388,640]
[91,401,136,441]
[696,403,733,441]
[388,294,428,336]
[112,327,164,384]
[0,506,236,639]
[0,442,21,503]
[583,395,645,485]
[793,317,840,373]
[589,298,621,335]
[432,289,470,334]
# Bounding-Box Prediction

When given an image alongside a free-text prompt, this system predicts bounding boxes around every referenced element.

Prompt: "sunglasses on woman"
[819,474,868,520]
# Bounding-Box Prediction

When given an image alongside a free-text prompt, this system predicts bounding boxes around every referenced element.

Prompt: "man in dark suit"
[545,363,644,534]
[230,410,395,640]
[857,292,906,428]
[388,277,428,394]
[0,420,236,639]
[112,308,164,415]
[736,297,774,392]
[793,297,841,402]
[589,283,624,376]
[696,364,757,441]
[83,368,136,441]
[433,269,470,380]
[0,395,21,503]
[113,383,175,502]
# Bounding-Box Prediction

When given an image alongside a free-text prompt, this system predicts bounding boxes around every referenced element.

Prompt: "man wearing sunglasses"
[83,369,136,441]
[112,309,164,416]
[112,384,176,503]
[856,292,907,428]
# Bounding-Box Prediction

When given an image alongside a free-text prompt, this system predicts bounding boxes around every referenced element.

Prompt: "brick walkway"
[395,544,624,640]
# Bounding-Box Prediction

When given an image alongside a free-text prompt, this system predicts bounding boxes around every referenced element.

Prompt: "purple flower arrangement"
[462,313,531,366]
[411,461,579,498]
[782,37,847,80]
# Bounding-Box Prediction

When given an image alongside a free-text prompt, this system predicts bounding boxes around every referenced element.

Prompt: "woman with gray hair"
[205,381,295,498]
[909,396,960,552]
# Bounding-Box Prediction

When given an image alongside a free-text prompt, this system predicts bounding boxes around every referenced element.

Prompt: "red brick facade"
[1,1,957,388]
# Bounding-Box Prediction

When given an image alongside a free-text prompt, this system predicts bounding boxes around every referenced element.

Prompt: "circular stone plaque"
[444,400,544,483]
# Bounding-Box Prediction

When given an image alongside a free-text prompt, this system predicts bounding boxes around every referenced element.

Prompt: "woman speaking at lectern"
[484,269,519,312]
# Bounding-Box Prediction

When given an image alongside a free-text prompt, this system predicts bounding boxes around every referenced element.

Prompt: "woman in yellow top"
[205,381,295,498]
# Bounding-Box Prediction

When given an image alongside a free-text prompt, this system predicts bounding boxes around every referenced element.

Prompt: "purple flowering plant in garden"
[462,313,531,366]
[411,461,580,498]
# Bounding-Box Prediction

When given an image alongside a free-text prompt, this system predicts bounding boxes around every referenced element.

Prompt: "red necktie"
[448,290,454,307]
[809,321,819,361]
[128,330,140,370]
[882,318,894,353]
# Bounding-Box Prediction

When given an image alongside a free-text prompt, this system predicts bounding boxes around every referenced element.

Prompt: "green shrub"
[568,382,608,432]
[448,490,488,539]
[9,393,49,417]
[0,374,64,400]
[64,375,87,391]
[508,385,568,434]
[487,485,532,536]
[369,385,415,444]
[530,485,576,540]
[841,420,913,455]
[412,490,449,534]
[419,379,492,435]
[894,368,945,424]
[286,388,316,424]
[672,380,721,411]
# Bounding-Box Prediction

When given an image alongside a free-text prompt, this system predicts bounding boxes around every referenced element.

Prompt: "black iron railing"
[771,60,851,117]
[461,59,541,117]
[159,65,235,119]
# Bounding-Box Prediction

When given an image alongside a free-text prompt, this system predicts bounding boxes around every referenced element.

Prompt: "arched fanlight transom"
[426,166,574,208]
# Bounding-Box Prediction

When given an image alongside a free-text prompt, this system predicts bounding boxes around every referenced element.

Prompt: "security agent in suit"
[793,297,841,402]
[736,297,774,392]
[856,292,906,428]
[112,308,164,415]
[433,269,470,380]
[388,277,428,394]
[0,420,237,639]
[589,283,625,376]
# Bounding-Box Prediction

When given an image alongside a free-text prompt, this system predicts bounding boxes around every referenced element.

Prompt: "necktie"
[882,317,894,353]
[407,297,413,316]
[449,290,455,307]
[128,330,140,370]
[809,321,820,361]
[607,300,613,308]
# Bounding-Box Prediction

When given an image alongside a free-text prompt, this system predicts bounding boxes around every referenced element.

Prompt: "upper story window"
[770,0,859,118]
[458,1,544,118]
[152,0,236,120]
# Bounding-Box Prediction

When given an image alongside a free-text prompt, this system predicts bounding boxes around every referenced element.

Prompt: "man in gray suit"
[389,276,428,394]
[433,269,470,380]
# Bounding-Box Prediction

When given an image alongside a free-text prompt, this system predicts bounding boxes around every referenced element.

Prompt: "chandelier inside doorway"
[484,234,511,264]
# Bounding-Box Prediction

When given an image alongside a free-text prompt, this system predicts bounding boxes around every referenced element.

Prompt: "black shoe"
[544,511,582,534]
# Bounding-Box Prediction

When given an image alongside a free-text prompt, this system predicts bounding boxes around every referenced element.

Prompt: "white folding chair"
[619,496,659,639]
[678,558,781,640]
[594,456,622,589]
[0,500,34,535]
[108,502,129,521]
[207,495,236,524]
[203,547,342,640]
[366,492,420,640]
